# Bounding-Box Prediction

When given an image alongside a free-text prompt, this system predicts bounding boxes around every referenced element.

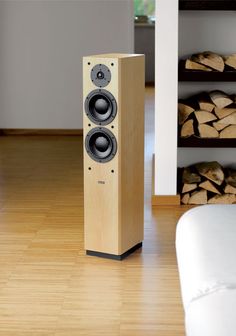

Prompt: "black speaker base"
[86,242,142,260]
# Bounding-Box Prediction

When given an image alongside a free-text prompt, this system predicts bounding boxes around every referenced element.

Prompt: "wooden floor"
[0,87,186,335]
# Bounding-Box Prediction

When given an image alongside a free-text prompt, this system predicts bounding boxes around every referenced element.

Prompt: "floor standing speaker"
[83,53,145,260]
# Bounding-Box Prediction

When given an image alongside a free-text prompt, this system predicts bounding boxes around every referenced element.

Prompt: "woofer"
[84,89,117,125]
[85,127,117,163]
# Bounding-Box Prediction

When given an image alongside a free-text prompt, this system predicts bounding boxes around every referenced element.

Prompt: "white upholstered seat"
[176,205,236,336]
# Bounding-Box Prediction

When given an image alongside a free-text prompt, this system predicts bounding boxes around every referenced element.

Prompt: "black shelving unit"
[178,137,236,148]
[178,3,236,148]
[178,60,236,147]
[179,0,236,10]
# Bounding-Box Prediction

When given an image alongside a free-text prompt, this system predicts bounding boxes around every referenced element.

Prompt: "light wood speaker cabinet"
[83,54,145,260]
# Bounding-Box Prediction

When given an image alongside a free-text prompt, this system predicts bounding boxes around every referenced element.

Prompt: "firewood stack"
[179,161,236,205]
[179,90,236,139]
[184,51,236,72]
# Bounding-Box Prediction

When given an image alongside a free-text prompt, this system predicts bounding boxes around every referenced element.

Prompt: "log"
[178,102,195,125]
[213,112,236,131]
[230,94,236,103]
[188,189,208,205]
[191,51,224,72]
[224,54,236,70]
[182,183,198,193]
[216,111,236,125]
[208,193,236,204]
[198,124,219,138]
[209,90,233,109]
[212,122,228,131]
[214,105,236,119]
[182,167,201,184]
[181,193,190,205]
[224,184,236,194]
[225,169,236,188]
[181,119,194,137]
[195,161,224,186]
[197,92,215,112]
[185,59,212,71]
[194,110,217,124]
[220,125,236,138]
[199,180,221,194]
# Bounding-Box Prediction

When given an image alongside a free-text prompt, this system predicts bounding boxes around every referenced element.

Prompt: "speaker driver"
[91,64,111,87]
[85,89,117,125]
[85,127,117,163]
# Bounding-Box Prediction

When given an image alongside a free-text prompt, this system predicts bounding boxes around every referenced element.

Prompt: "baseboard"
[152,194,181,206]
[152,154,180,206]
[0,129,83,136]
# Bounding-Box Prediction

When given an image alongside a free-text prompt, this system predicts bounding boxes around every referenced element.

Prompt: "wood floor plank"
[0,87,185,335]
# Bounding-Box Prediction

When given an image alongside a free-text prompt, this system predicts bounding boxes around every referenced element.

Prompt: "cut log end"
[208,194,236,204]
[182,183,198,193]
[226,170,236,188]
[185,59,212,71]
[188,189,208,205]
[181,119,194,138]
[210,90,233,109]
[195,161,224,186]
[224,54,236,70]
[182,167,201,184]
[220,125,236,138]
[197,92,215,112]
[199,180,221,195]
[198,124,219,138]
[178,103,195,125]
[191,51,224,72]
[214,105,236,119]
[181,193,190,205]
[195,110,217,124]
[224,184,236,194]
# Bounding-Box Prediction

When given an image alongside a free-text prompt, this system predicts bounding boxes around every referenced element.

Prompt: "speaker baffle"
[91,64,111,88]
[85,127,117,163]
[84,89,117,125]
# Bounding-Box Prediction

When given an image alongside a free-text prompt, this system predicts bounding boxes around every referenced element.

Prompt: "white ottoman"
[176,205,236,336]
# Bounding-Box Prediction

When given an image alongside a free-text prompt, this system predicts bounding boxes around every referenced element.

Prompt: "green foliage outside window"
[134,0,155,16]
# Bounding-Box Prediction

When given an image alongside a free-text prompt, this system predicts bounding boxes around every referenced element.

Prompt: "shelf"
[179,60,236,82]
[179,0,236,10]
[178,137,236,148]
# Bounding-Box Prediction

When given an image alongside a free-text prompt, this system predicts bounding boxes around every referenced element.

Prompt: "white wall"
[178,11,236,167]
[179,11,236,57]
[155,0,178,195]
[0,0,134,129]
[178,148,236,169]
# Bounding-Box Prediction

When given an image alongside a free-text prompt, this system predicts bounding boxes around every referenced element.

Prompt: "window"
[134,0,155,17]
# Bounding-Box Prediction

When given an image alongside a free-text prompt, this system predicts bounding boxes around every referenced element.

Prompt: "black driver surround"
[84,89,117,126]
[85,127,117,163]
